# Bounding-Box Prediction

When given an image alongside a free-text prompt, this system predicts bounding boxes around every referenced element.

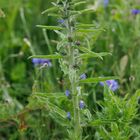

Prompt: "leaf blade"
[36,25,64,30]
[29,54,62,59]
[80,76,119,83]
[33,92,65,99]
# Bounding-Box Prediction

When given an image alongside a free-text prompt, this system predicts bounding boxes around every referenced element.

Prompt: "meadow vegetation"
[0,0,140,139]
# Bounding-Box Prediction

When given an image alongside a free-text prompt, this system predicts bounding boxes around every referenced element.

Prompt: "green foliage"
[0,0,140,139]
[11,63,26,81]
[91,88,140,140]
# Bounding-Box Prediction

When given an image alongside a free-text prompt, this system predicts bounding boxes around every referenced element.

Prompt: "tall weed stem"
[65,0,82,139]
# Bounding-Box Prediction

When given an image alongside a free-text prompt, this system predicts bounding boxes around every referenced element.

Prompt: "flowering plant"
[27,0,140,139]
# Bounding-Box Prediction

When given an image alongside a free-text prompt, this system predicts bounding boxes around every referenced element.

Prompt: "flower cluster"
[32,58,52,67]
[100,80,119,91]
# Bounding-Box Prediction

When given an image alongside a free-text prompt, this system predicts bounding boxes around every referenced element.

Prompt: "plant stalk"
[65,0,82,139]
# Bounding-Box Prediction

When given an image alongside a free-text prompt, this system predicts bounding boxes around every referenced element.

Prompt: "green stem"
[68,56,81,140]
[66,7,82,140]
[72,79,82,140]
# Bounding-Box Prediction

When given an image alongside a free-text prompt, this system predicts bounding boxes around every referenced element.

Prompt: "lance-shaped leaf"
[78,8,94,15]
[41,7,59,14]
[89,119,116,126]
[48,13,61,17]
[54,30,65,39]
[47,101,67,119]
[36,25,64,30]
[79,53,103,60]
[28,94,67,119]
[70,8,94,16]
[99,52,112,57]
[29,54,62,59]
[80,76,119,83]
[33,92,65,99]
[78,46,102,59]
[76,23,96,28]
[77,46,111,60]
[76,28,104,33]
[73,1,86,7]
[49,111,69,126]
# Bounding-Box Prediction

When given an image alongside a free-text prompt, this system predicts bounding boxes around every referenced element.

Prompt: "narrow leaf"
[76,29,97,33]
[47,101,67,119]
[36,25,64,30]
[41,7,59,14]
[29,54,62,59]
[48,13,60,17]
[77,46,102,59]
[34,92,65,98]
[99,52,112,56]
[79,53,103,60]
[76,23,96,28]
[70,8,94,16]
[80,76,119,83]
[77,47,111,60]
[79,8,94,14]
[73,1,86,7]
[76,28,104,33]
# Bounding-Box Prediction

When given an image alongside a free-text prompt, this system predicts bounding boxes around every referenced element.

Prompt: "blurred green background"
[0,0,140,139]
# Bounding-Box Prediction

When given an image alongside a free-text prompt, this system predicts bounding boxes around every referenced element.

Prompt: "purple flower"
[104,0,109,7]
[100,80,119,91]
[67,112,71,120]
[65,90,70,97]
[80,73,86,79]
[58,19,65,24]
[32,58,52,67]
[131,9,140,15]
[79,100,85,109]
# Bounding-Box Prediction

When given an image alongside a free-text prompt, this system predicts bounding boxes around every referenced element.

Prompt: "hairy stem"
[65,1,82,139]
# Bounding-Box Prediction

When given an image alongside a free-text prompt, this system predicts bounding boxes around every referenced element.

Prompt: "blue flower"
[32,58,52,67]
[65,90,70,97]
[104,0,109,7]
[58,19,65,24]
[67,112,71,120]
[131,9,140,15]
[79,100,85,109]
[80,73,86,79]
[100,80,119,91]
